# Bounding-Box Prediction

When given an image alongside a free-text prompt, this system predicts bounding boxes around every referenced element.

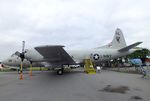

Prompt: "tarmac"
[0,69,150,101]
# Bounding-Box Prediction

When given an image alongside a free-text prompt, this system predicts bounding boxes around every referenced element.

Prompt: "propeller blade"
[15,51,21,57]
[22,41,25,53]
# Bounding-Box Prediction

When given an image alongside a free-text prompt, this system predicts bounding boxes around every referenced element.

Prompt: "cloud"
[0,0,150,60]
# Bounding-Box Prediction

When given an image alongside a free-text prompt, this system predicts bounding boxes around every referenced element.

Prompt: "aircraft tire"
[57,69,63,75]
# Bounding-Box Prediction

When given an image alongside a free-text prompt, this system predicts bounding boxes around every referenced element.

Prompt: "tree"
[126,48,150,63]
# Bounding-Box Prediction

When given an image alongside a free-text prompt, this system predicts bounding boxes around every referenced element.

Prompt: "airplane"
[2,28,142,75]
[2,54,44,71]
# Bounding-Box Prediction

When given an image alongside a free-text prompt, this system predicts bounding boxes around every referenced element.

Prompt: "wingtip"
[137,42,143,44]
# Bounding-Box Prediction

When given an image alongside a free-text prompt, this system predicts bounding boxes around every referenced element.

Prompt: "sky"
[0,0,150,60]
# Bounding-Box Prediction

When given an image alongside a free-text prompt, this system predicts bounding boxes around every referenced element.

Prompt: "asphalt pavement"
[0,70,150,101]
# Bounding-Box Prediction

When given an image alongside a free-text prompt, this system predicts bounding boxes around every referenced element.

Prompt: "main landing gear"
[57,68,64,75]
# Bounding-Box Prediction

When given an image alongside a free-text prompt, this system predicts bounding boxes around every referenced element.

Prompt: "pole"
[20,61,23,80]
[29,63,32,77]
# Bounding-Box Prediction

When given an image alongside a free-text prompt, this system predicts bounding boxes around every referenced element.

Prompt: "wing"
[118,42,142,52]
[34,45,76,65]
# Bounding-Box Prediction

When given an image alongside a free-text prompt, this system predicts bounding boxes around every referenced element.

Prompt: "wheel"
[18,70,20,74]
[18,69,23,74]
[57,69,63,75]
[142,71,146,78]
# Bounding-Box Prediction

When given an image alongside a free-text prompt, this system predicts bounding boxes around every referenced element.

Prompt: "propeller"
[15,41,26,80]
[16,41,33,77]
[20,41,25,62]
[15,41,26,62]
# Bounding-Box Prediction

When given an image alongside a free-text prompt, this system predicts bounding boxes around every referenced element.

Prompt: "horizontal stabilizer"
[118,42,142,52]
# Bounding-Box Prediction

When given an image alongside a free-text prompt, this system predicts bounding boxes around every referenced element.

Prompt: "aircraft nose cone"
[0,63,4,68]
[1,59,8,66]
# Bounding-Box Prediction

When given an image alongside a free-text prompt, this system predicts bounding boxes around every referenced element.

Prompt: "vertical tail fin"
[98,28,127,49]
[111,28,127,49]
